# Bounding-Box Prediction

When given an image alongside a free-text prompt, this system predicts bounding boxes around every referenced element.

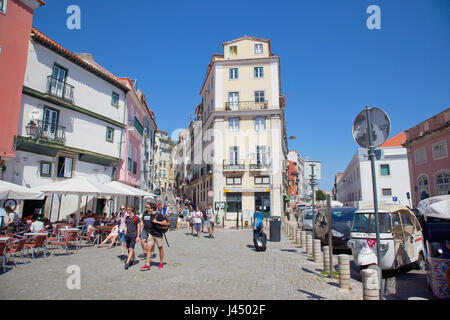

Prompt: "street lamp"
[25,120,38,139]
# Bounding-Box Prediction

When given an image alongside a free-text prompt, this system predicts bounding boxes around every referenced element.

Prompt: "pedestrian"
[193,206,204,237]
[187,205,195,235]
[117,206,128,259]
[206,204,216,238]
[124,205,141,270]
[253,206,264,240]
[141,203,169,271]
[177,207,183,231]
[139,203,152,258]
[201,206,208,233]
[182,205,189,229]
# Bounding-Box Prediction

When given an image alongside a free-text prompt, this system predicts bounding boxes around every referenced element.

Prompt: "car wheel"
[413,251,425,270]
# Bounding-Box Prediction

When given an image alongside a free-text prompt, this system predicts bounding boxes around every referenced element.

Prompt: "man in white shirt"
[194,207,204,238]
[30,215,44,233]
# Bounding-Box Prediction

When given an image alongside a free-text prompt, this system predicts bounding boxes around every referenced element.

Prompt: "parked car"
[313,207,356,251]
[417,195,450,300]
[347,204,425,271]
[301,209,314,232]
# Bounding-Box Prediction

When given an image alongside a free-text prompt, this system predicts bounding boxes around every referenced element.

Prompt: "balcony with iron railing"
[224,100,268,111]
[46,76,74,103]
[35,120,66,144]
[249,161,269,170]
[223,160,245,170]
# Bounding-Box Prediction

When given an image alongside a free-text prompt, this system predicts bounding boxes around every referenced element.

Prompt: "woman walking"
[193,206,204,237]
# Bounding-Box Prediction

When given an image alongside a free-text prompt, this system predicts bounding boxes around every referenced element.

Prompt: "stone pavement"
[0,226,365,300]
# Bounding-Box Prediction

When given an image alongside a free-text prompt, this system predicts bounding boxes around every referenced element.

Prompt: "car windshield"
[331,208,355,222]
[304,210,313,219]
[351,213,392,233]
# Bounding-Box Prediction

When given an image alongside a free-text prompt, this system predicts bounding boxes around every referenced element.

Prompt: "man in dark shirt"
[140,203,155,271]
[124,206,141,270]
[143,206,169,270]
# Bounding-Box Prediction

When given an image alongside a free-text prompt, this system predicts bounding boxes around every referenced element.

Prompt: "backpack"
[154,212,169,234]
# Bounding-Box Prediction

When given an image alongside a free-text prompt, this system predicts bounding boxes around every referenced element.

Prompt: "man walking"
[253,206,264,240]
[142,204,170,270]
[206,204,216,238]
[124,206,141,270]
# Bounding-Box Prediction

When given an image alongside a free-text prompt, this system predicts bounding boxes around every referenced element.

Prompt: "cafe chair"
[0,241,7,272]
[25,235,47,260]
[6,238,27,266]
[48,232,72,255]
[79,228,96,246]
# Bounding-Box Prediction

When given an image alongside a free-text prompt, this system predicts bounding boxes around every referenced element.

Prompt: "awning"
[34,176,127,196]
[0,180,45,200]
[105,181,154,197]
[417,195,450,220]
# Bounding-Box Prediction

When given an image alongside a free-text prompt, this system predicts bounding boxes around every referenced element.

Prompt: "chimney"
[74,53,95,64]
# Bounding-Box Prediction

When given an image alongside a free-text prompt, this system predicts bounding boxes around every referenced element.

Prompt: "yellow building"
[183,36,288,223]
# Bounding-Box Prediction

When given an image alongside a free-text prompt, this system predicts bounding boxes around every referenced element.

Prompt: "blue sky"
[32,0,450,192]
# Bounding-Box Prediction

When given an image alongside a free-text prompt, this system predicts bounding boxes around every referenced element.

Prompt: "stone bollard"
[291,226,295,240]
[306,235,313,255]
[301,231,306,249]
[296,229,301,245]
[313,239,322,263]
[338,254,351,290]
[323,246,330,274]
[361,268,380,300]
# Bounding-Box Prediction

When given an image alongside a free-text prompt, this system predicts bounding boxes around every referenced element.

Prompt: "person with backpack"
[201,207,208,233]
[124,206,141,270]
[141,204,170,270]
[252,206,266,251]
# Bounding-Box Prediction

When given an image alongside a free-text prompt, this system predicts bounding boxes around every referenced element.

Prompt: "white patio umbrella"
[0,180,45,200]
[105,181,155,213]
[34,176,130,222]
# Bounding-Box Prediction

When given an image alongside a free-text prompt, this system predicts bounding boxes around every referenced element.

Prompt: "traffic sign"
[353,107,390,148]
[392,196,398,202]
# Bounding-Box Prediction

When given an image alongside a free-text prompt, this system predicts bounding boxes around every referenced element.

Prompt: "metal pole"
[326,194,333,278]
[365,106,384,300]
[310,164,316,240]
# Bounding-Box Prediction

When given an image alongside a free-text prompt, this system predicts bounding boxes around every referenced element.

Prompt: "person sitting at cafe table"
[97,221,119,249]
[30,215,45,233]
[5,206,21,233]
[82,214,95,233]
[43,218,53,232]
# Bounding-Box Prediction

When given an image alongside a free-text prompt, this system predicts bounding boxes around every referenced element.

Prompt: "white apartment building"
[3,28,129,221]
[154,130,173,191]
[337,133,412,209]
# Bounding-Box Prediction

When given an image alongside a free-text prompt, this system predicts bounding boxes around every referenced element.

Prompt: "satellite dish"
[30,110,42,121]
[352,107,390,148]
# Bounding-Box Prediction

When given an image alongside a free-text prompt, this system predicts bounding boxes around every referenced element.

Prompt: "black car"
[313,206,356,251]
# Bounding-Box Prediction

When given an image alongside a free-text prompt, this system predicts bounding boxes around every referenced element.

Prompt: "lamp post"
[25,120,39,140]
[309,163,317,240]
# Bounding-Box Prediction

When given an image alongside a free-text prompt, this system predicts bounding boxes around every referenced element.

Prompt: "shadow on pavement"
[297,289,326,300]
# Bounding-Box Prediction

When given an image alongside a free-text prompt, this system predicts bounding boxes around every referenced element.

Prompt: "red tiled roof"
[30,27,129,92]
[379,132,407,148]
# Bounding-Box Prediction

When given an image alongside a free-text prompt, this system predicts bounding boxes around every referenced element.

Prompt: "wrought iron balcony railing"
[249,161,269,170]
[223,160,245,170]
[46,76,74,102]
[36,120,66,144]
[224,100,268,111]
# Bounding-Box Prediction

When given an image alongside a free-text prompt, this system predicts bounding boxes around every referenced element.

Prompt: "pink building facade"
[115,78,146,188]
[404,108,450,207]
[0,0,44,163]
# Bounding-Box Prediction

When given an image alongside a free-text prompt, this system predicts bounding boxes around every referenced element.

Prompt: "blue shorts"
[119,231,126,243]
[194,223,202,231]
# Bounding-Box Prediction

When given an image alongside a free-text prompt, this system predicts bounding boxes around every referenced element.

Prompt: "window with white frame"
[254,43,263,54]
[414,147,427,164]
[255,117,266,132]
[432,141,448,160]
[255,176,270,184]
[229,146,239,164]
[226,176,242,185]
[435,172,449,195]
[256,145,268,165]
[254,91,265,102]
[254,67,264,78]
[229,68,239,80]
[56,154,74,178]
[106,127,114,142]
[228,117,240,132]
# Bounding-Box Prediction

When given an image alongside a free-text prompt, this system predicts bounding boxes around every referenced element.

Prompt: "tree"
[316,190,326,201]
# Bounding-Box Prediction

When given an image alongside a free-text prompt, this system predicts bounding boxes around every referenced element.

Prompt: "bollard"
[323,246,330,274]
[301,231,306,249]
[296,228,301,245]
[338,254,351,290]
[313,239,322,263]
[306,234,313,255]
[361,268,380,300]
[291,225,295,240]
